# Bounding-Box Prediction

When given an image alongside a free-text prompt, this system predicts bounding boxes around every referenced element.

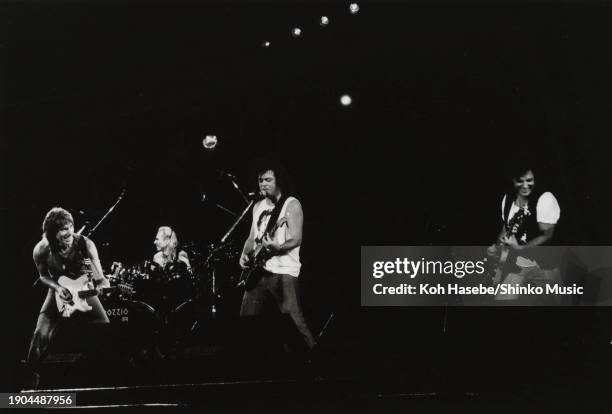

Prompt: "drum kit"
[64,175,258,354]
[100,243,242,352]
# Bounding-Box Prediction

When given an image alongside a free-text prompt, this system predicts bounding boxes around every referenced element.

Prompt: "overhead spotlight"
[340,94,352,106]
[349,3,360,14]
[202,134,218,150]
[291,27,302,37]
[320,16,329,26]
[262,41,271,48]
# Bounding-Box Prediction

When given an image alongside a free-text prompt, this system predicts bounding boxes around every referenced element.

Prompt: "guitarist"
[26,207,110,388]
[238,162,317,350]
[487,163,561,301]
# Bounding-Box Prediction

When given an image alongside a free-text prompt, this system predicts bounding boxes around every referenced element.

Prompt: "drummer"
[152,226,191,272]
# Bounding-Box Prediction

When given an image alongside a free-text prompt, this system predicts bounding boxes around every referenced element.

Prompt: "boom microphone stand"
[204,196,257,317]
[85,188,127,237]
[31,188,127,287]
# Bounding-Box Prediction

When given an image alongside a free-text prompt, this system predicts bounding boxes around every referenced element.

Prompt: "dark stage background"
[2,0,611,401]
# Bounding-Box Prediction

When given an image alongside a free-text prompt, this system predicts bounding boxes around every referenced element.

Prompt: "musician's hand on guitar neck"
[95,277,110,294]
[501,235,522,251]
[239,253,252,269]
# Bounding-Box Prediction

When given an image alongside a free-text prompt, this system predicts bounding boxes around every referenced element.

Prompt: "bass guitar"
[237,217,287,290]
[485,205,529,286]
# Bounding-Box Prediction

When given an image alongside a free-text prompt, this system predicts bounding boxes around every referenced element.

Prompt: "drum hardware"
[99,199,252,348]
[202,242,240,317]
[215,203,237,217]
[193,197,255,319]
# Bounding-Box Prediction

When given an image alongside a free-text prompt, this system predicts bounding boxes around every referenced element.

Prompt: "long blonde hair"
[157,226,179,261]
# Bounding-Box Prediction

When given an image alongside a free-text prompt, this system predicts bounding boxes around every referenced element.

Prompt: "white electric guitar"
[55,273,132,317]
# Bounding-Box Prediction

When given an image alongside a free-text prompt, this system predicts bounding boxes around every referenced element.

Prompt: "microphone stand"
[215,203,237,217]
[204,198,256,317]
[86,189,126,237]
[31,189,127,288]
[226,174,249,205]
[221,199,254,244]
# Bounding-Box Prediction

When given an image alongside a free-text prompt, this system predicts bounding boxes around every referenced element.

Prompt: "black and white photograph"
[2,0,611,411]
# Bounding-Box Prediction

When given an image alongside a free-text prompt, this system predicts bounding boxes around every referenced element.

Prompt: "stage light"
[202,135,218,150]
[291,27,302,37]
[262,41,271,48]
[320,16,329,26]
[349,3,360,14]
[340,94,352,106]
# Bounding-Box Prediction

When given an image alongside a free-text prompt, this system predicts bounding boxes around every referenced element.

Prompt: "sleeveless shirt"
[45,234,91,280]
[251,196,301,277]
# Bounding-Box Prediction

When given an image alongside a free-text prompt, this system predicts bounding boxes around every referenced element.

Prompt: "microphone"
[218,170,251,205]
[248,191,267,200]
[216,170,236,179]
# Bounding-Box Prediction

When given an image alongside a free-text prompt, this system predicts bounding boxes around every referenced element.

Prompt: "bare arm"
[279,198,303,251]
[496,225,506,242]
[516,223,555,250]
[240,220,257,268]
[33,242,60,291]
[263,199,303,254]
[178,250,191,269]
[33,242,72,300]
[502,222,555,251]
[153,251,164,267]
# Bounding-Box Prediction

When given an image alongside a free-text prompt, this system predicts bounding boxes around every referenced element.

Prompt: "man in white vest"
[239,162,316,349]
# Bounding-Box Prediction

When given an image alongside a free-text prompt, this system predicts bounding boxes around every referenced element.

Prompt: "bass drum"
[100,298,161,354]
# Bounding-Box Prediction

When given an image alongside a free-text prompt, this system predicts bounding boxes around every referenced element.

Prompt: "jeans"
[240,272,317,349]
[495,265,563,305]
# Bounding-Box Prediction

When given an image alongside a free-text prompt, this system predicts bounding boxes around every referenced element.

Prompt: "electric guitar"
[486,205,529,286]
[237,217,287,290]
[55,274,132,317]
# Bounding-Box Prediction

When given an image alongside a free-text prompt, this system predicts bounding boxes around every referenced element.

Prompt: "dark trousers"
[26,289,109,371]
[240,273,316,349]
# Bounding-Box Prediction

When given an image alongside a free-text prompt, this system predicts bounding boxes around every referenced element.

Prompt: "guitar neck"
[78,285,131,299]
[77,289,99,299]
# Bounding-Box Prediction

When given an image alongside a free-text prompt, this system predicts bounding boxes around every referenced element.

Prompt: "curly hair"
[42,207,74,253]
[250,158,295,196]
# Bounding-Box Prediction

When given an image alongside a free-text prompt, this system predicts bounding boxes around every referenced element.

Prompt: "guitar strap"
[54,234,89,280]
[501,194,521,272]
[76,234,89,258]
[263,194,289,235]
[248,194,288,281]
[75,234,96,282]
